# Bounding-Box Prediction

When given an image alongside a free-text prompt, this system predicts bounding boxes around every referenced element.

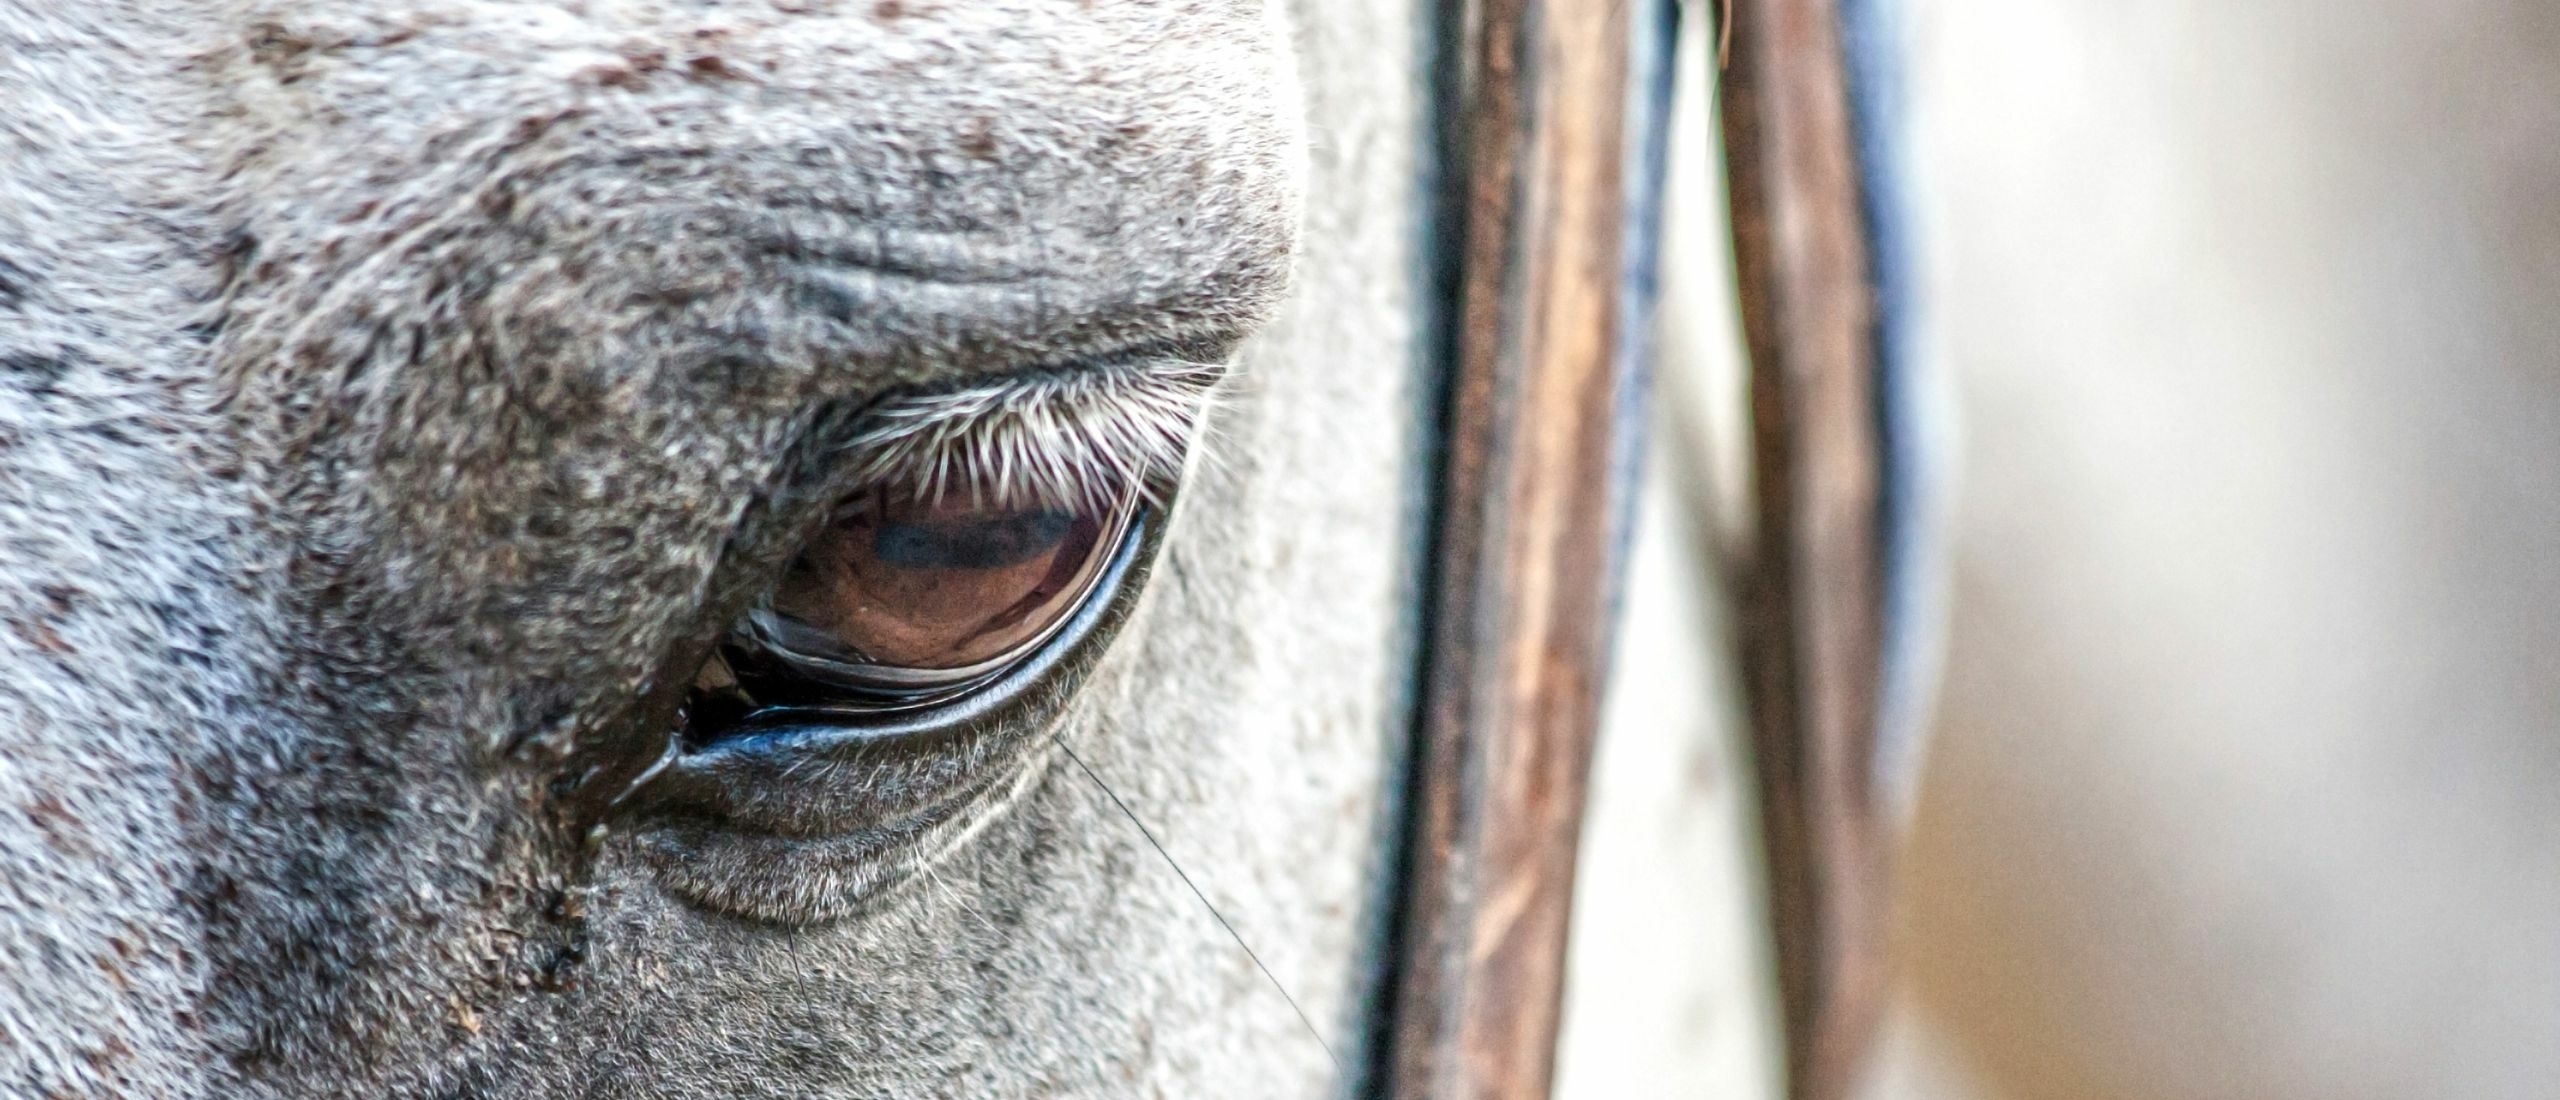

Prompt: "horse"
[0,0,1452,1094]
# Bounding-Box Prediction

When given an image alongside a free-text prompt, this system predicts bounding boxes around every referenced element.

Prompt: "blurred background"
[1559,1,2560,1098]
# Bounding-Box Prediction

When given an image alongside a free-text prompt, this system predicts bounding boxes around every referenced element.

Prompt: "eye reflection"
[769,493,1106,672]
[691,485,1138,722]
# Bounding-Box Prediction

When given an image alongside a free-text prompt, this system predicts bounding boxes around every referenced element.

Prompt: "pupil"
[871,510,1072,570]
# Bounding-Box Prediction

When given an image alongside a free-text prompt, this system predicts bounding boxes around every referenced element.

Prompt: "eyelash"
[837,357,1221,512]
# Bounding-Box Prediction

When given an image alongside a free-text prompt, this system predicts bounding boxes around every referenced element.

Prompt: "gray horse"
[0,0,1433,1095]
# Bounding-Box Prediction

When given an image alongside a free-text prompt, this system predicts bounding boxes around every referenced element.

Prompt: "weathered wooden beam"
[1717,0,1896,1096]
[1378,0,1644,1094]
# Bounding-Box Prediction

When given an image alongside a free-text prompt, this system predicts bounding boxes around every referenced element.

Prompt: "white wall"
[1882,1,2560,1097]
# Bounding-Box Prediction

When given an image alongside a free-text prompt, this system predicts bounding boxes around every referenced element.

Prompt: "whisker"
[1050,733,1343,1075]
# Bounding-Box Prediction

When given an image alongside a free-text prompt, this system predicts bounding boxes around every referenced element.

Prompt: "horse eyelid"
[836,357,1224,512]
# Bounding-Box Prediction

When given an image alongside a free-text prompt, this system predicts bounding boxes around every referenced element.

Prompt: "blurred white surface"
[1565,2,2560,1097]
[1881,1,2560,1097]
[1554,5,1780,1097]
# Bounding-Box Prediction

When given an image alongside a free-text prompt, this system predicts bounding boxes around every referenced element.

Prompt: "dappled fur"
[0,0,1433,1096]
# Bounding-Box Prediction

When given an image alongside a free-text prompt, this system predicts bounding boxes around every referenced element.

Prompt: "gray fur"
[0,0,1432,1096]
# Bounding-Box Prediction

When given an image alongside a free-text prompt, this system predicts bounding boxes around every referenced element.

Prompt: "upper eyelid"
[836,356,1224,512]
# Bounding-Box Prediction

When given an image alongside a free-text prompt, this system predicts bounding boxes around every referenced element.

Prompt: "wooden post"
[1719,0,1896,1097]
[1379,0,1644,1095]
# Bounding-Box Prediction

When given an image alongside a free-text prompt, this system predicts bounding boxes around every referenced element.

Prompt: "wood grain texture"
[1716,0,1894,1098]
[1379,0,1640,1095]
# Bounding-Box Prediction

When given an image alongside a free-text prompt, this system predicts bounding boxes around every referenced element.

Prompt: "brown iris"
[769,489,1114,671]
[691,486,1135,721]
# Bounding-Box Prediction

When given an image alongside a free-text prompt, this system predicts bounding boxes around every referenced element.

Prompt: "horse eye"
[685,486,1139,730]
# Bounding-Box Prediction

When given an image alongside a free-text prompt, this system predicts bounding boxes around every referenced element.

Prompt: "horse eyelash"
[840,358,1225,512]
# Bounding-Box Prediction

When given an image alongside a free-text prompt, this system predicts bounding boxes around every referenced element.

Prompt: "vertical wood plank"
[1382,0,1641,1095]
[1717,0,1894,1097]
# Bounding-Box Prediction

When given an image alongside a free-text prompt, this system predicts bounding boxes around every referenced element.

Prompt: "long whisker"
[1050,733,1343,1075]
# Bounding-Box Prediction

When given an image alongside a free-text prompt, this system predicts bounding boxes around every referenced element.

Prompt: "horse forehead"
[227,0,1293,176]
[216,0,1304,397]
